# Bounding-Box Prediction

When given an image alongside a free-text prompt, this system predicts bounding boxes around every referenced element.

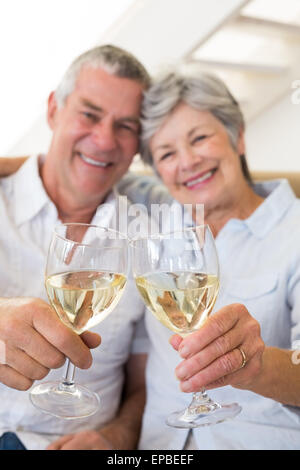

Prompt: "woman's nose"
[179,147,202,172]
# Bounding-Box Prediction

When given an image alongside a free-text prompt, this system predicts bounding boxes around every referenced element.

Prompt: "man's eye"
[82,112,98,122]
[118,123,139,135]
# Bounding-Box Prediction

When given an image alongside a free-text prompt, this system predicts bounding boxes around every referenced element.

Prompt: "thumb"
[80,331,101,349]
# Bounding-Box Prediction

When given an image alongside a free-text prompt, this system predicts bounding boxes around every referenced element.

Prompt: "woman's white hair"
[55,44,150,108]
[140,63,252,183]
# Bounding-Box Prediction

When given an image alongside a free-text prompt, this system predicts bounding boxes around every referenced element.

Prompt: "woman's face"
[150,102,246,212]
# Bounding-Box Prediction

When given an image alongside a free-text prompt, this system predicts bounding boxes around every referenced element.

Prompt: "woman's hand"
[170,303,265,392]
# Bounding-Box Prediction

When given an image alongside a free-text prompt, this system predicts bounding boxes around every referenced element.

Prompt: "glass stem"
[59,359,76,391]
[185,389,220,417]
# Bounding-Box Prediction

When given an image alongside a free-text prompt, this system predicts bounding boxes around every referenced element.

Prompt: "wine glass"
[130,225,241,428]
[29,223,128,419]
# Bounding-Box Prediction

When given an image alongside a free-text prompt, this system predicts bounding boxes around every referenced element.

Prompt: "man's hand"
[0,297,101,390]
[47,431,113,450]
[170,303,265,392]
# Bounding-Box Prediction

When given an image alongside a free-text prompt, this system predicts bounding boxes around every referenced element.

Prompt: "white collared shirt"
[0,155,147,450]
[119,173,300,450]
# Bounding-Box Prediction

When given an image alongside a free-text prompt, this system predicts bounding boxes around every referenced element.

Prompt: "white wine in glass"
[29,223,128,419]
[46,270,126,335]
[131,225,241,428]
[136,271,219,335]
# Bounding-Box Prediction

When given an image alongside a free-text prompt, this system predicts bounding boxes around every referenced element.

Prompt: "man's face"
[45,66,144,207]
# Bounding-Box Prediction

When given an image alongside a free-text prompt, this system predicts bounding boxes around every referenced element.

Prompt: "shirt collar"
[12,154,55,226]
[11,155,123,228]
[241,179,296,239]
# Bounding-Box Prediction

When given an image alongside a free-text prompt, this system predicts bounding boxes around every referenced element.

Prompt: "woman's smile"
[182,167,218,190]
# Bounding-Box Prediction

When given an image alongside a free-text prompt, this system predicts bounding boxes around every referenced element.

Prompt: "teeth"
[79,153,110,167]
[186,170,214,187]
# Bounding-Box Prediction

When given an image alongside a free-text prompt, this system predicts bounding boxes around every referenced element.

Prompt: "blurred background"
[1,0,300,172]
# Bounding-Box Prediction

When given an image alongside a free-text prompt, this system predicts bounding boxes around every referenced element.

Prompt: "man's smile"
[78,152,113,168]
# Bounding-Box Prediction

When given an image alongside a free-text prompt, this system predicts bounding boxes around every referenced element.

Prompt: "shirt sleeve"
[287,253,300,347]
[117,172,173,210]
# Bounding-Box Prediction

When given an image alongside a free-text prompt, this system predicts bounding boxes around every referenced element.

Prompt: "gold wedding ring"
[238,347,247,369]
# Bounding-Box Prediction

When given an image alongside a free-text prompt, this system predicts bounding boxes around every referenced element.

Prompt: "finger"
[205,350,263,390]
[80,331,101,349]
[0,364,33,391]
[0,298,93,369]
[4,345,50,381]
[175,325,244,381]
[177,305,241,358]
[202,322,264,389]
[47,434,75,450]
[0,301,67,370]
[32,305,93,369]
[180,347,245,392]
[180,337,262,393]
[169,334,183,351]
[6,322,66,370]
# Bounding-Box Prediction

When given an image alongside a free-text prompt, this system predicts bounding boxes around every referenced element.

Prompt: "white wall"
[5,0,247,156]
[245,90,300,172]
[5,0,299,172]
[8,112,51,157]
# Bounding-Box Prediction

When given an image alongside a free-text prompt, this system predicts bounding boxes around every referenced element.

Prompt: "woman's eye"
[192,135,207,144]
[160,152,174,161]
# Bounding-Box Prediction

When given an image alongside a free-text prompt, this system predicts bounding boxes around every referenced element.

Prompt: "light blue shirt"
[119,173,300,450]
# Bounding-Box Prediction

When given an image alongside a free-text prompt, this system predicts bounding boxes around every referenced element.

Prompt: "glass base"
[166,402,241,428]
[29,381,100,420]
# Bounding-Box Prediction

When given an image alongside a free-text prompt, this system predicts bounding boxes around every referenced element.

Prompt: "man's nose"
[91,119,118,151]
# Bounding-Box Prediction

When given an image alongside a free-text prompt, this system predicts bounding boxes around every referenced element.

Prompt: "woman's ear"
[237,127,246,156]
[47,91,58,130]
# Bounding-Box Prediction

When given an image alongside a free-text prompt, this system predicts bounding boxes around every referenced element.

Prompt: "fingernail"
[181,380,193,393]
[169,335,181,350]
[176,364,187,380]
[178,345,189,358]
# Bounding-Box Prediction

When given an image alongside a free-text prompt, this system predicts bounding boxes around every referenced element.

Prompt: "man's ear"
[47,91,58,130]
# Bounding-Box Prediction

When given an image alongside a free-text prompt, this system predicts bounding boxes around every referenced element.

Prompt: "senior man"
[0,44,151,450]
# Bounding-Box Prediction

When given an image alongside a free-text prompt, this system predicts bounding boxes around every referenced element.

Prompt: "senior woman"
[119,66,300,450]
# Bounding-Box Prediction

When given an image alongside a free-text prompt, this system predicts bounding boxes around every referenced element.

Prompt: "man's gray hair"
[55,44,151,107]
[140,64,252,183]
